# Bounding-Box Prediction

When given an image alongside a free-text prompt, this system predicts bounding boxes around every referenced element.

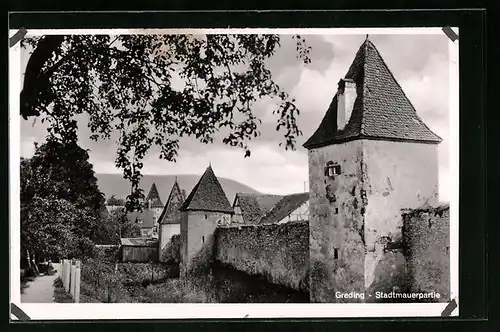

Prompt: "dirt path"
[21,263,61,303]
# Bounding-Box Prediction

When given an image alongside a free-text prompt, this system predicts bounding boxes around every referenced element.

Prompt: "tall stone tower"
[303,37,442,303]
[179,165,233,274]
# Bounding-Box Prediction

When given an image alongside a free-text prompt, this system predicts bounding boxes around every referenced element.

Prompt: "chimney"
[337,78,357,131]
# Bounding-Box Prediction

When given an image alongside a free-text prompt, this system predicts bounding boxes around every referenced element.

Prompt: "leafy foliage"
[21,196,97,260]
[81,257,128,303]
[80,258,179,303]
[20,139,105,260]
[94,208,141,245]
[53,277,74,303]
[106,194,126,206]
[21,138,105,214]
[21,34,311,211]
[160,234,181,265]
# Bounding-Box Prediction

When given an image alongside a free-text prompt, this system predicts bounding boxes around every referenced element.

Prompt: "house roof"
[145,182,163,208]
[100,205,111,218]
[179,165,234,214]
[159,179,186,225]
[126,209,156,229]
[233,193,284,224]
[259,193,309,225]
[303,38,442,149]
[106,205,125,215]
[120,237,158,247]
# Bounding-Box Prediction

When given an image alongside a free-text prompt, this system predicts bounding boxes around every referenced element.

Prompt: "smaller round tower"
[179,165,234,275]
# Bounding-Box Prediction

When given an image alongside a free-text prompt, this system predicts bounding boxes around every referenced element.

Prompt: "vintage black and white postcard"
[9,27,459,319]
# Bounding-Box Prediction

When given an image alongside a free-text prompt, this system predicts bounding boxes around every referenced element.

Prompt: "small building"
[126,182,164,238]
[179,165,234,272]
[105,205,125,214]
[127,209,157,238]
[260,193,309,224]
[158,178,186,258]
[232,192,309,225]
[232,193,284,224]
[120,237,159,263]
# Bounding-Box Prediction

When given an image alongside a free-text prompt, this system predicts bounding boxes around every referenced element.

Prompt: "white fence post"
[66,260,70,292]
[67,260,71,292]
[70,262,76,298]
[64,260,71,293]
[61,260,65,288]
[63,260,67,289]
[60,259,81,303]
[74,260,81,303]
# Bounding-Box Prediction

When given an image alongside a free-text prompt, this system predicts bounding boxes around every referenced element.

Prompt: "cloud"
[136,143,308,194]
[18,33,451,197]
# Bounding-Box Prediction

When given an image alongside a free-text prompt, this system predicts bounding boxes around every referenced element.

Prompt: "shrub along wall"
[117,263,179,285]
[214,221,309,291]
[95,245,120,262]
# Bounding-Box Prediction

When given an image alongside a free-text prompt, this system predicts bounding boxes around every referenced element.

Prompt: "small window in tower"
[153,216,157,222]
[153,226,158,233]
[205,214,208,219]
[325,162,341,178]
[334,207,339,214]
[202,236,205,244]
[137,218,143,224]
[333,248,339,259]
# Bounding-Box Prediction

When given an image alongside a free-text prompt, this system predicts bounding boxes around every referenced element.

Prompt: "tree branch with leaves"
[20,34,311,211]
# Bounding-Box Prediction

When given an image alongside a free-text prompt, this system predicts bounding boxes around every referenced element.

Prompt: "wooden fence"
[61,259,81,303]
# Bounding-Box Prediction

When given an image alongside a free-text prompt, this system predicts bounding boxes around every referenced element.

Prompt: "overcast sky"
[19,33,451,201]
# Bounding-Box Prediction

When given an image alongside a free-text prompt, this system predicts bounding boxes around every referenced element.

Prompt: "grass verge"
[53,277,73,303]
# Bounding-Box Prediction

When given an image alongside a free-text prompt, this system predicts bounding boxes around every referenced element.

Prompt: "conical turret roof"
[179,166,234,214]
[159,178,186,224]
[145,182,163,208]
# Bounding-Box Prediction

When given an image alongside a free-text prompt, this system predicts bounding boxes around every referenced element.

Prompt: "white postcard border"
[9,27,459,319]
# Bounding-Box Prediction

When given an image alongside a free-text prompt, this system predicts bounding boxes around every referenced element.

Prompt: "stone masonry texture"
[215,221,309,292]
[402,205,450,302]
[308,140,366,302]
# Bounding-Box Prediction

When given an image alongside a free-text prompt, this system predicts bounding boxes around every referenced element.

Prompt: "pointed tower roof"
[145,182,163,208]
[179,166,234,214]
[303,38,442,149]
[158,178,186,224]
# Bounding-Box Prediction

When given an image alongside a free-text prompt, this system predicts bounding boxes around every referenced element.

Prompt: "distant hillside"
[95,173,261,206]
